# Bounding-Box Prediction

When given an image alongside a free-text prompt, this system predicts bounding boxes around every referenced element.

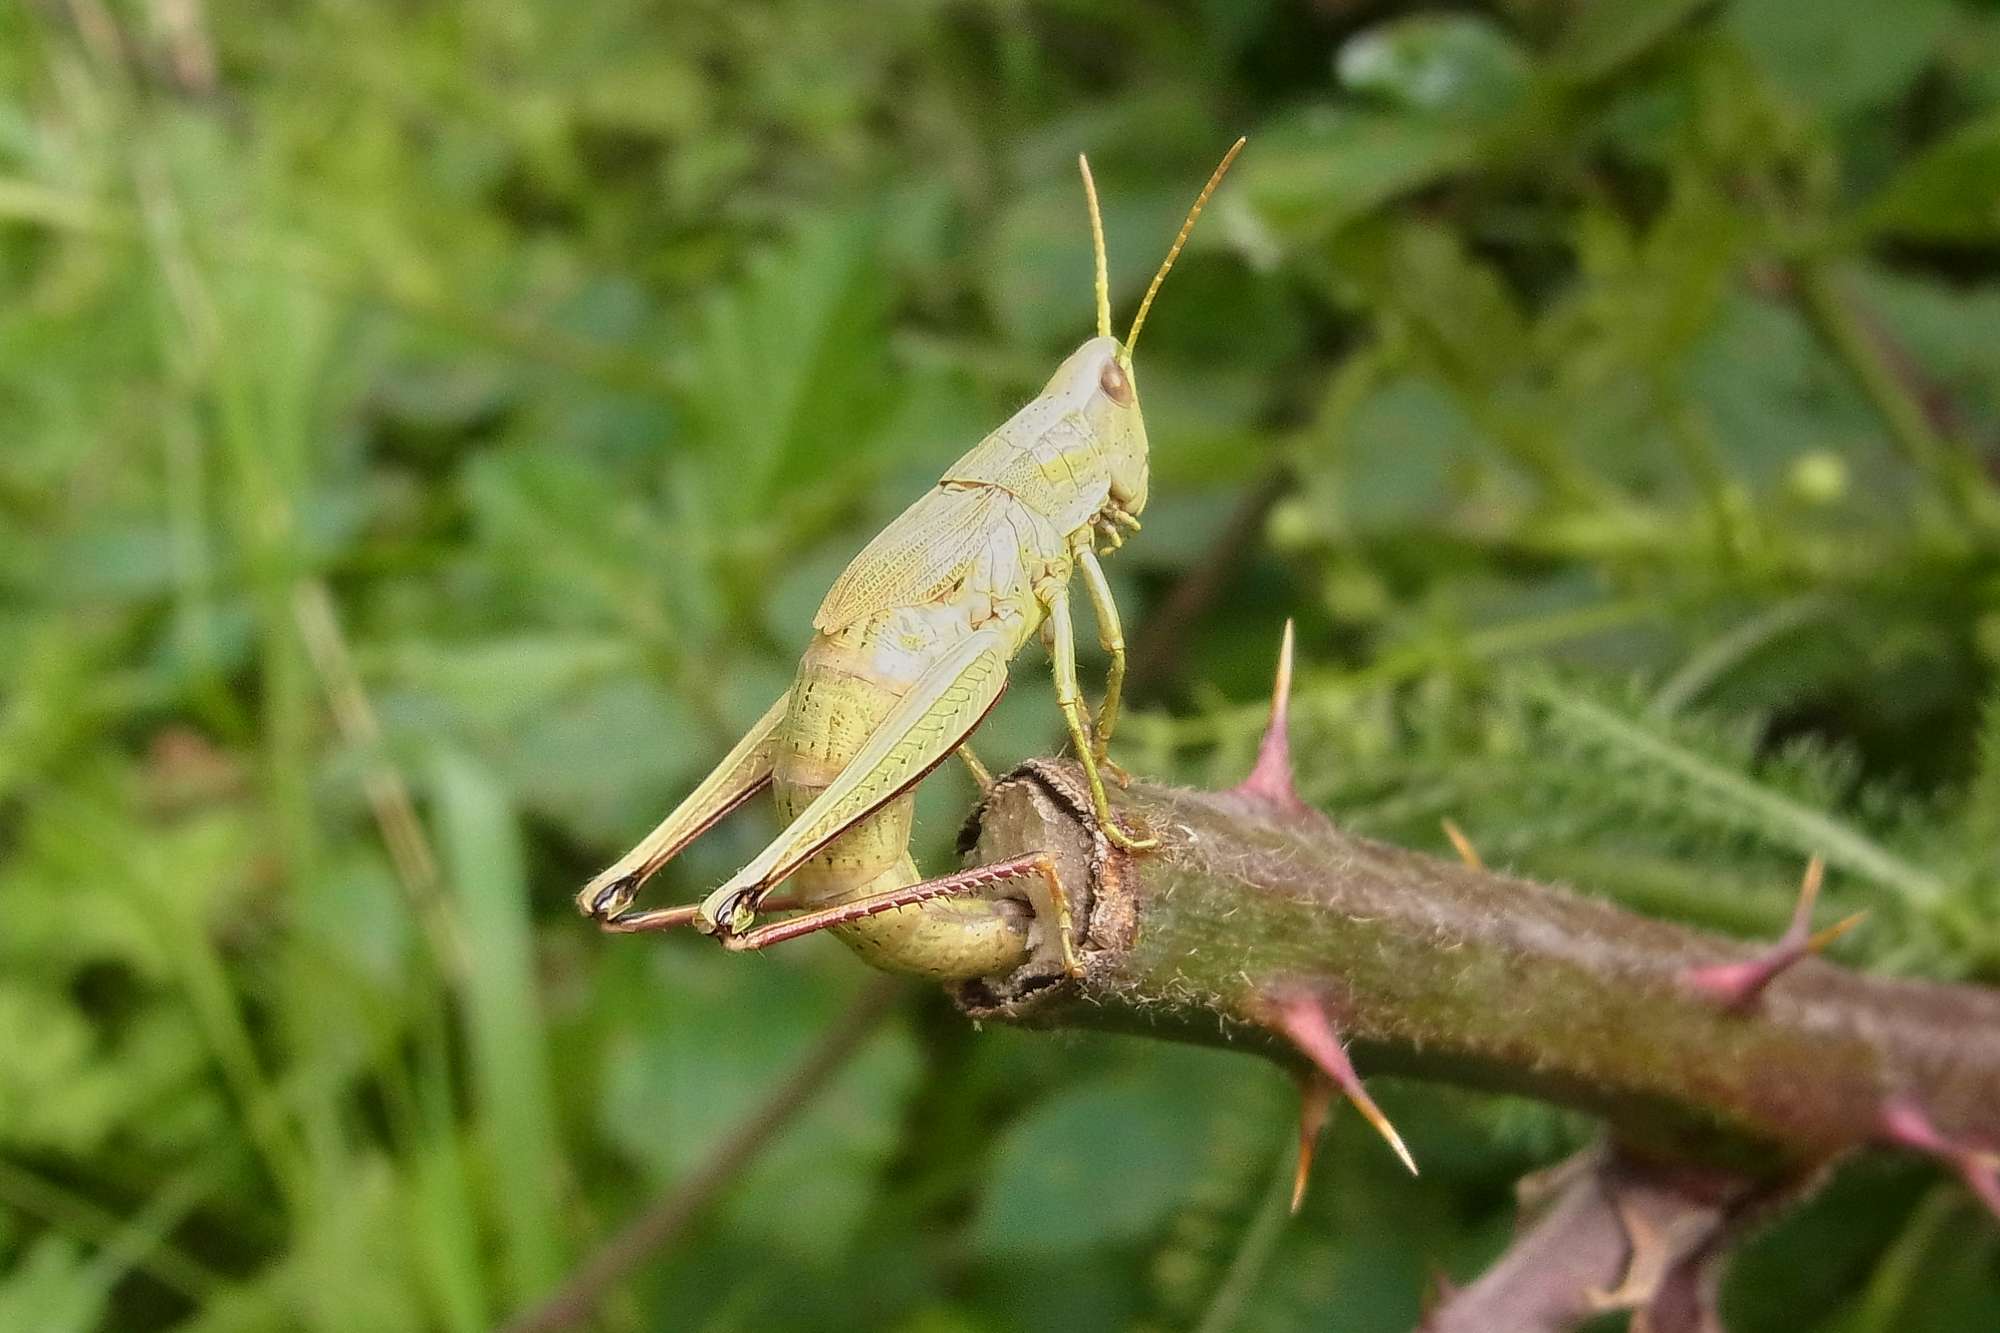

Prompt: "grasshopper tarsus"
[584,873,642,921]
[694,887,758,938]
[1102,820,1158,853]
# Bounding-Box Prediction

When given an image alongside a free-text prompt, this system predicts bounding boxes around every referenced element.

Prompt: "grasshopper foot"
[580,873,640,921]
[696,886,759,939]
[1099,814,1158,852]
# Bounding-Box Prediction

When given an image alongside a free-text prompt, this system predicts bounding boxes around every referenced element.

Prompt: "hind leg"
[698,626,1013,936]
[579,691,789,923]
[720,853,1083,979]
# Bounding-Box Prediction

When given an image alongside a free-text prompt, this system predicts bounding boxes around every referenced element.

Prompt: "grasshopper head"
[1068,334,1150,518]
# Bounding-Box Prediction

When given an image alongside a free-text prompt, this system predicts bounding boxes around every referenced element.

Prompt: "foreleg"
[1041,581,1156,851]
[1075,545,1129,777]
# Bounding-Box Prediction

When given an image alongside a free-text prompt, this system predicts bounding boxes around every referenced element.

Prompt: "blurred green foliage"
[4,1,2000,1329]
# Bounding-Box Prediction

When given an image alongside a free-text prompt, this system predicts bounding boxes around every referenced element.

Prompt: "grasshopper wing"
[814,483,1022,633]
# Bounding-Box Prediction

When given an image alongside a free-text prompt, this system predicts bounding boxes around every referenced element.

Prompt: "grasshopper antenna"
[1122,135,1246,366]
[1078,153,1112,339]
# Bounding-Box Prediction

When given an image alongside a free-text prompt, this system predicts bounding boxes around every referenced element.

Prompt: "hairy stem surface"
[957,762,2000,1169]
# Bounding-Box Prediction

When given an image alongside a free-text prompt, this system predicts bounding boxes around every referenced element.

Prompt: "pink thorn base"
[1879,1097,2000,1221]
[1681,857,1865,1009]
[1232,619,1310,815]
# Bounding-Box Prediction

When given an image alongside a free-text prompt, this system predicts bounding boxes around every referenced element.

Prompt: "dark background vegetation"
[5,1,2000,1329]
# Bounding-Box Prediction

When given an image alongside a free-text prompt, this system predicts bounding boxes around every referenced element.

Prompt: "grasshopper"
[577,140,1246,981]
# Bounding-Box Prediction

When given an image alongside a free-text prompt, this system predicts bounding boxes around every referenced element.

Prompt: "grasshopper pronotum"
[578,140,1246,981]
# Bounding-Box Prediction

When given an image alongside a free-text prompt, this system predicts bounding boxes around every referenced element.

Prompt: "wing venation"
[814,484,1011,632]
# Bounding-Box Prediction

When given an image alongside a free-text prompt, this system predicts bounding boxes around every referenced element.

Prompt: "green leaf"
[0,1236,107,1333]
[1727,0,1951,117]
[971,1055,1237,1254]
[403,1133,490,1333]
[599,952,915,1262]
[1845,264,2000,426]
[1564,180,1746,375]
[1548,0,1712,84]
[461,445,697,636]
[293,855,414,993]
[1517,676,1951,913]
[1969,683,2000,854]
[685,214,894,519]
[1686,289,1894,484]
[1339,377,1487,529]
[0,985,112,1155]
[492,674,702,848]
[431,753,567,1305]
[1337,223,1529,390]
[1238,106,1482,245]
[1860,109,2000,244]
[989,178,1145,349]
[1336,14,1531,119]
[289,1156,428,1333]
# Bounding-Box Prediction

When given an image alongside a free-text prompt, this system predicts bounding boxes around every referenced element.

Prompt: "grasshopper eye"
[1099,360,1134,406]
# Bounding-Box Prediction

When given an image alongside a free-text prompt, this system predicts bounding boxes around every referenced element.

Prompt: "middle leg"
[957,744,995,791]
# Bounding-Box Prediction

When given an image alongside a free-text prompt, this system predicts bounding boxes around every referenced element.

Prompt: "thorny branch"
[949,627,2000,1330]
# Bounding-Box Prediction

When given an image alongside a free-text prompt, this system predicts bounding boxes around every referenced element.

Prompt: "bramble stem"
[957,762,2000,1169]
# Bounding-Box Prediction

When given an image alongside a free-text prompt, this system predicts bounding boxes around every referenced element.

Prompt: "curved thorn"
[1268,988,1417,1176]
[1879,1096,2000,1222]
[1681,856,1859,1009]
[1806,910,1869,954]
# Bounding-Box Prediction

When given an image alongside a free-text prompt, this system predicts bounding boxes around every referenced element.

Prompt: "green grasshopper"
[578,140,1245,981]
